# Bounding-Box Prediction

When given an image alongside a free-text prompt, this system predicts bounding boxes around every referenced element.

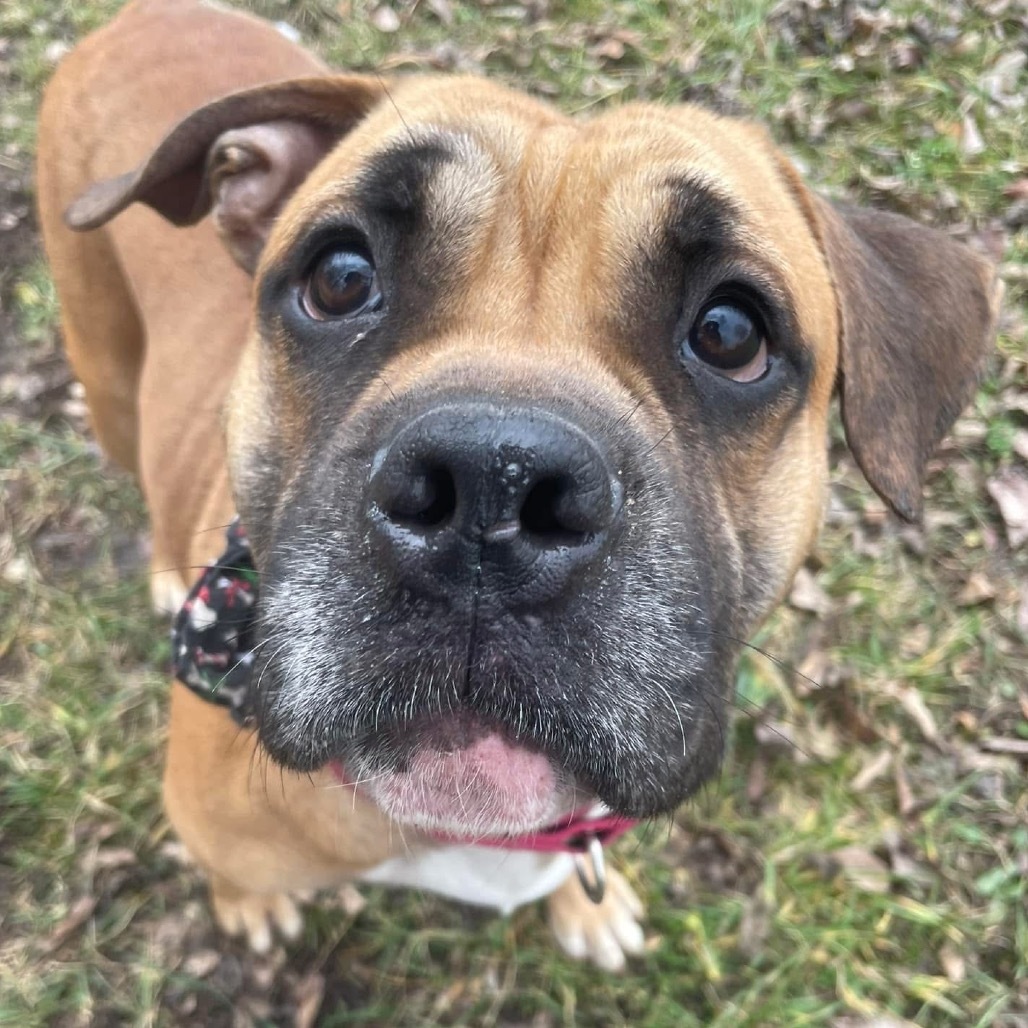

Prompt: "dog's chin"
[330,719,581,838]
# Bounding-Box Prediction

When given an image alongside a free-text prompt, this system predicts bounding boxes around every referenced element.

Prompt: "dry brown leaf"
[981,50,1027,107]
[42,895,97,953]
[294,973,326,1028]
[182,949,221,978]
[957,570,997,606]
[895,685,940,745]
[894,756,915,816]
[92,846,137,870]
[899,623,931,658]
[987,470,1028,548]
[425,0,454,26]
[955,710,979,734]
[1012,429,1028,463]
[889,40,922,71]
[960,112,985,157]
[746,752,768,804]
[789,566,832,616]
[833,845,891,894]
[1004,179,1028,201]
[851,748,892,791]
[591,37,626,61]
[939,942,966,983]
[1002,388,1028,416]
[980,737,1028,756]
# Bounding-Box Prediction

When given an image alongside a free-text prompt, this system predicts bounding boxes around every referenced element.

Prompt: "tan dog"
[37,0,999,971]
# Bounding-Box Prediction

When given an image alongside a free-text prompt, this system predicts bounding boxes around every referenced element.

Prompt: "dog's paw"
[150,568,189,616]
[546,866,646,972]
[209,886,304,954]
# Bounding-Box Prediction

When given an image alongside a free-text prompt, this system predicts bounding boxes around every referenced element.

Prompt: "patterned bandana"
[172,519,258,726]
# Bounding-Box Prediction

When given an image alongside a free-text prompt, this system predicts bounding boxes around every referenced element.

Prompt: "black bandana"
[172,520,259,726]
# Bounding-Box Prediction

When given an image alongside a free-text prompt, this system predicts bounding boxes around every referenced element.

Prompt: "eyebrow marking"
[351,137,457,218]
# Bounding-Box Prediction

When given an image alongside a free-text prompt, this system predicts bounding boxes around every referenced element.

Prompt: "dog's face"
[69,74,998,836]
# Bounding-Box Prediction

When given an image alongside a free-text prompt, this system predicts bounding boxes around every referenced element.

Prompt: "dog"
[36,0,1000,972]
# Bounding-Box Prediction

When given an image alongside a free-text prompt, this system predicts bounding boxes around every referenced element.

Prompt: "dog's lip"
[326,714,580,836]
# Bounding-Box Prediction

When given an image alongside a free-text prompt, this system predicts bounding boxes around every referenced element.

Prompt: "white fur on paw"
[151,569,189,616]
[211,890,304,953]
[547,867,646,972]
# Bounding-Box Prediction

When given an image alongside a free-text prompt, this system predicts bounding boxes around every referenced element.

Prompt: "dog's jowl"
[37,0,1000,969]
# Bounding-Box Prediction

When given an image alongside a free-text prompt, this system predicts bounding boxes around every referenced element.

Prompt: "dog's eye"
[684,301,768,382]
[302,247,380,320]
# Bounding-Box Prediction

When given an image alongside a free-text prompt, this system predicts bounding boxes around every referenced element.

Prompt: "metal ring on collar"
[573,834,606,904]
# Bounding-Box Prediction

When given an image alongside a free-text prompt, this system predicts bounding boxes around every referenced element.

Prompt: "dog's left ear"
[65,76,385,273]
[774,157,1002,521]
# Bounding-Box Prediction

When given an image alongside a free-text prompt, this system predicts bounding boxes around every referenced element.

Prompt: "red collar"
[431,808,637,854]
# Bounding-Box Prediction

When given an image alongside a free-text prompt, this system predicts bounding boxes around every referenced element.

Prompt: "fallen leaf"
[957,571,997,606]
[889,41,922,71]
[789,566,832,615]
[93,846,137,870]
[833,845,891,894]
[746,752,768,803]
[895,685,940,745]
[590,37,626,61]
[1013,429,1028,462]
[1004,179,1028,201]
[987,470,1028,547]
[851,748,892,791]
[981,50,1027,107]
[894,756,915,816]
[980,737,1028,756]
[294,973,325,1028]
[182,949,221,978]
[425,0,453,26]
[796,647,831,692]
[42,895,98,952]
[899,623,931,658]
[960,112,985,157]
[881,828,931,883]
[939,942,966,983]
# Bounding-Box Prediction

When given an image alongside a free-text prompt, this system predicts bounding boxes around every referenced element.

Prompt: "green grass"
[1,0,1026,1025]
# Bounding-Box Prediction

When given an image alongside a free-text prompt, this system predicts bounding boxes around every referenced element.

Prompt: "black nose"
[366,404,623,601]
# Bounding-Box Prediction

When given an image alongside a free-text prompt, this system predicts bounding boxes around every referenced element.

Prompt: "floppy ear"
[807,195,1002,521]
[64,76,385,273]
[767,144,1003,521]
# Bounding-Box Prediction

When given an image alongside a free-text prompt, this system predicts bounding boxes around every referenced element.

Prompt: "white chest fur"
[358,844,575,914]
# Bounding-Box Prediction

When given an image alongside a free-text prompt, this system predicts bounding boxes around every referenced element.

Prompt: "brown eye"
[302,247,380,320]
[685,302,768,382]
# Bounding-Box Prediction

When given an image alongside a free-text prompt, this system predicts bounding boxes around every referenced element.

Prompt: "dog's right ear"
[64,76,385,273]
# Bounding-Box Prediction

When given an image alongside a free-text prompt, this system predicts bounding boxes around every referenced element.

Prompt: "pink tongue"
[367,733,561,835]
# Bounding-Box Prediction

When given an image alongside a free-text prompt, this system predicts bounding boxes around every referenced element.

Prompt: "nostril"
[520,476,587,545]
[387,465,457,528]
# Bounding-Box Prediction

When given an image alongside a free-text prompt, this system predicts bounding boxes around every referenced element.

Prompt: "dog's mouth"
[330,712,582,837]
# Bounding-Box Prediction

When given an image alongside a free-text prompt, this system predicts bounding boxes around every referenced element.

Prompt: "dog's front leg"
[162,684,399,952]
